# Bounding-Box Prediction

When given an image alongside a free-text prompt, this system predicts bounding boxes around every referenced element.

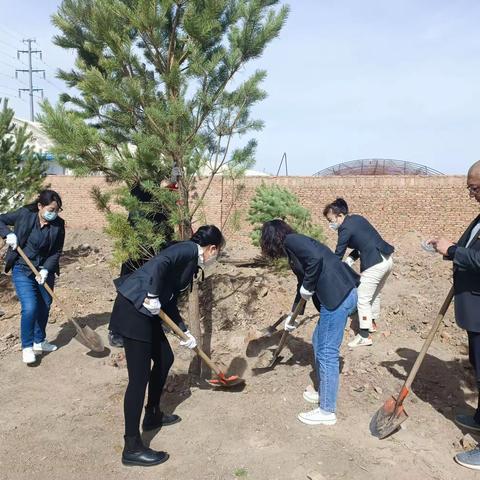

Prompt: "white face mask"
[204,254,218,266]
[328,222,339,231]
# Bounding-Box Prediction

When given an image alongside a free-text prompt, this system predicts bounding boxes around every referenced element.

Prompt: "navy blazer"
[284,233,360,311]
[0,207,65,274]
[335,214,394,272]
[449,214,480,332]
[114,241,199,326]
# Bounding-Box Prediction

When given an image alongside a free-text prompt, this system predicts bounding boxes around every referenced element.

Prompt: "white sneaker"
[303,386,319,404]
[348,334,373,348]
[33,341,58,353]
[22,347,37,364]
[298,407,337,425]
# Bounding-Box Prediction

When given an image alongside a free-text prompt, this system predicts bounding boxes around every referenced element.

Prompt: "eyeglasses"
[467,185,480,194]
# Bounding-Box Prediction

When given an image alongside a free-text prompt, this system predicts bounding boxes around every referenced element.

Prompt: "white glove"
[299,285,314,301]
[344,256,355,267]
[36,269,49,285]
[179,330,197,349]
[5,233,17,250]
[284,312,297,332]
[142,294,161,315]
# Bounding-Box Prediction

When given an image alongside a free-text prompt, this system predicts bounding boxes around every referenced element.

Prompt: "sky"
[0,0,479,175]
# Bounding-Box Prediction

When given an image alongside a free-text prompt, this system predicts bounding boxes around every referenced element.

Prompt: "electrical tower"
[16,39,44,121]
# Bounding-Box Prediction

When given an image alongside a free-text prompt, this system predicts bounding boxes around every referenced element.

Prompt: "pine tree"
[0,98,47,212]
[39,0,289,374]
[247,183,324,245]
[40,0,289,256]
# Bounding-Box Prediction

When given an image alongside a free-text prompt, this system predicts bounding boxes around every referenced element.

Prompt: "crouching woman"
[260,220,359,426]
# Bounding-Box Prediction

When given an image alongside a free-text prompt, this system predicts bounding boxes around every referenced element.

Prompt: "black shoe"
[142,406,181,431]
[122,435,169,467]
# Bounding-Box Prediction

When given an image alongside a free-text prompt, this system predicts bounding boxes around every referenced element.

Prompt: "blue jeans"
[313,288,358,413]
[12,265,55,348]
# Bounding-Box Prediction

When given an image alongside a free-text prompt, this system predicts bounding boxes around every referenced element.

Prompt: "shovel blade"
[206,374,245,388]
[370,395,408,439]
[74,324,105,353]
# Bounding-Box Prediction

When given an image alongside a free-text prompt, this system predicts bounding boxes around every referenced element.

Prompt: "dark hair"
[25,189,63,212]
[191,225,225,249]
[323,197,348,218]
[260,219,295,259]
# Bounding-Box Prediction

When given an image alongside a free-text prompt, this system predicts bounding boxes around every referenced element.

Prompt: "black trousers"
[123,322,174,437]
[467,331,480,423]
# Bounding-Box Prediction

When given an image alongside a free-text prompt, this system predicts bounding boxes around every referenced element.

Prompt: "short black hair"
[191,225,225,249]
[26,189,63,212]
[323,197,348,218]
[260,219,295,259]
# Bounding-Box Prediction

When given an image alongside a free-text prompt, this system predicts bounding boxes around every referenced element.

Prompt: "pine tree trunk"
[187,280,202,376]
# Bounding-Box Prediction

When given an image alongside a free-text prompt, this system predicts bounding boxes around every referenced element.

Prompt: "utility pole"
[16,39,44,121]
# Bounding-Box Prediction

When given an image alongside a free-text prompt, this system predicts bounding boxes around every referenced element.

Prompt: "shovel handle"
[16,246,87,334]
[269,298,307,364]
[16,246,58,302]
[159,310,222,376]
[401,286,454,393]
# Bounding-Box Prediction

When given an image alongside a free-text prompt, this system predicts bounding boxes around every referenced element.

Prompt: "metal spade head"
[370,395,409,439]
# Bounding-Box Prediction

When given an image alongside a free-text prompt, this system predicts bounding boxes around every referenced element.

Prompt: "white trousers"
[357,254,393,330]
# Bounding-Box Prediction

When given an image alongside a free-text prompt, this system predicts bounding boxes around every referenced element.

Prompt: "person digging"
[428,160,480,471]
[109,225,225,467]
[260,220,359,425]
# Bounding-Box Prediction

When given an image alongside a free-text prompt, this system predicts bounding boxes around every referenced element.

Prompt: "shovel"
[371,286,454,439]
[260,314,287,338]
[254,299,306,369]
[16,246,105,353]
[159,310,245,388]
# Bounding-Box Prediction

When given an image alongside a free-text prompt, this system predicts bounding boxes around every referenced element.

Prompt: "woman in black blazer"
[323,198,394,348]
[109,225,224,467]
[0,190,65,365]
[260,220,359,427]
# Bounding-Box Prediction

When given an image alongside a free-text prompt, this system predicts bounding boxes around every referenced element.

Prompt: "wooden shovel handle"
[17,247,104,352]
[270,298,307,361]
[16,246,58,302]
[159,310,222,376]
[402,285,455,393]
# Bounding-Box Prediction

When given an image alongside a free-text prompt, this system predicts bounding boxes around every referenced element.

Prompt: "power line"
[0,84,18,92]
[0,25,25,43]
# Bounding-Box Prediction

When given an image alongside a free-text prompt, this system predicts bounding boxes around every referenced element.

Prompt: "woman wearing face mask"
[0,190,65,364]
[260,220,359,426]
[109,224,224,467]
[323,198,394,348]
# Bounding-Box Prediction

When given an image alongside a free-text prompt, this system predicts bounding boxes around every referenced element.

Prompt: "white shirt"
[197,244,204,266]
[467,222,480,247]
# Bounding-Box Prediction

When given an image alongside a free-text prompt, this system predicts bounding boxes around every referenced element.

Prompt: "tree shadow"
[380,347,477,434]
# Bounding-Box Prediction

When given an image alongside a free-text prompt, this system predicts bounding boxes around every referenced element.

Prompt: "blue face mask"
[43,210,58,222]
[328,222,339,231]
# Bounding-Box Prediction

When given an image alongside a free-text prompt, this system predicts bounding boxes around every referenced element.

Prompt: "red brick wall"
[47,175,478,246]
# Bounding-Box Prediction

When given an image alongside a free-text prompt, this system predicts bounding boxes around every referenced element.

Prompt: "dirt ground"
[1,229,479,480]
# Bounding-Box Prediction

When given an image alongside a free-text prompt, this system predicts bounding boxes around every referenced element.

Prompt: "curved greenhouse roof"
[313,159,444,176]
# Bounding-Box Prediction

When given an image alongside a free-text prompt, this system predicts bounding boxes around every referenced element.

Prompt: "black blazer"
[284,233,360,311]
[0,207,65,274]
[450,214,480,332]
[335,214,394,272]
[114,241,199,325]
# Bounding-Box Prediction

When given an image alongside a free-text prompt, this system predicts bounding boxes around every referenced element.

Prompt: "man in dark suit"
[428,160,480,470]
